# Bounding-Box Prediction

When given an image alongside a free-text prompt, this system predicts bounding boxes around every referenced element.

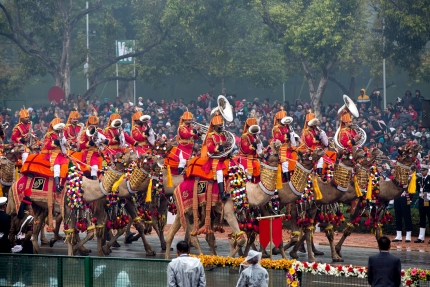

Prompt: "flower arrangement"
[402,268,430,286]
[66,165,88,210]
[296,174,315,204]
[191,255,294,270]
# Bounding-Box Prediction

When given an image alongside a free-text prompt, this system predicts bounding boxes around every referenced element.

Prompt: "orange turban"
[341,113,352,123]
[19,109,30,119]
[211,115,223,126]
[179,111,193,125]
[106,113,121,128]
[132,111,143,129]
[243,117,258,134]
[67,111,80,124]
[273,110,287,125]
[48,118,62,132]
[87,116,99,127]
[304,113,315,129]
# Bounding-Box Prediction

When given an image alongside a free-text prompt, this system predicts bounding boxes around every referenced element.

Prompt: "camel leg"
[40,224,50,245]
[289,233,306,259]
[31,212,44,254]
[304,228,318,263]
[103,228,126,255]
[165,215,181,259]
[206,233,217,255]
[322,225,342,262]
[151,198,168,250]
[134,221,156,256]
[186,215,203,255]
[335,204,362,257]
[73,231,95,255]
[50,214,63,247]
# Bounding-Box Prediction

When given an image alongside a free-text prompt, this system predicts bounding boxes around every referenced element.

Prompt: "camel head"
[359,147,384,169]
[109,150,137,171]
[1,144,25,163]
[297,148,324,170]
[261,140,281,167]
[397,143,422,166]
[136,153,157,173]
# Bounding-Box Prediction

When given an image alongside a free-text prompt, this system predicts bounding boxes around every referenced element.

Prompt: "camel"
[164,141,283,259]
[333,143,421,259]
[7,151,137,255]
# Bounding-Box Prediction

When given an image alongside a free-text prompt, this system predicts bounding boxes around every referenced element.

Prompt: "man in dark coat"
[368,236,401,287]
[0,197,11,253]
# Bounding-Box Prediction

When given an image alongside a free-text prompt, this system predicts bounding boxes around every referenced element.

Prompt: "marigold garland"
[191,255,294,270]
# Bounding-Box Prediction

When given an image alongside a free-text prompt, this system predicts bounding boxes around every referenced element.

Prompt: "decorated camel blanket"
[185,157,230,180]
[13,174,66,215]
[174,178,222,229]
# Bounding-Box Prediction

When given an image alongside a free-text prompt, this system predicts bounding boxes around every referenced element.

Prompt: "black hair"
[377,236,391,251]
[248,257,259,265]
[176,240,189,253]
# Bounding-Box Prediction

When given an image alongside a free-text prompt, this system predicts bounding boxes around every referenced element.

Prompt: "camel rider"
[63,110,83,151]
[202,114,230,202]
[79,115,108,180]
[131,112,155,156]
[272,110,296,182]
[41,118,68,192]
[302,118,328,175]
[11,108,35,164]
[175,110,201,174]
[238,117,262,180]
[338,112,361,148]
[104,114,138,155]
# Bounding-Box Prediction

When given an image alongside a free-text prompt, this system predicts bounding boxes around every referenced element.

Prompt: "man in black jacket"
[411,89,424,119]
[0,197,11,253]
[368,236,401,287]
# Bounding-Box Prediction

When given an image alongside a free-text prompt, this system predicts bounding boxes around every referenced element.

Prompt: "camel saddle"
[185,157,229,181]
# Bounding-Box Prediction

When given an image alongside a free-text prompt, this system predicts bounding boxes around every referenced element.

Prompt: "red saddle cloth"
[174,178,222,229]
[13,175,66,213]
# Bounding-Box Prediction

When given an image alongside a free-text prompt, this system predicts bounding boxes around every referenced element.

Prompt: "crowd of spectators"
[1,88,428,162]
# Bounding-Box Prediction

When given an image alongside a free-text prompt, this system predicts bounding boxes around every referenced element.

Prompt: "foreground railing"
[0,253,426,287]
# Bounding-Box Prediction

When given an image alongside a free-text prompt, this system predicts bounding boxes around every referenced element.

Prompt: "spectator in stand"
[102,98,111,111]
[30,110,39,125]
[370,90,382,110]
[113,97,123,109]
[91,96,100,110]
[294,105,303,119]
[402,90,413,109]
[77,94,87,111]
[394,97,403,117]
[411,89,424,118]
[397,107,413,126]
[357,88,370,109]
[408,105,418,123]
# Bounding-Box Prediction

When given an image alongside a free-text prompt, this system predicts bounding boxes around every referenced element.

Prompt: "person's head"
[377,236,391,251]
[176,240,189,255]
[405,90,412,97]
[416,90,421,97]
[18,194,33,219]
[421,166,429,176]
[243,250,262,266]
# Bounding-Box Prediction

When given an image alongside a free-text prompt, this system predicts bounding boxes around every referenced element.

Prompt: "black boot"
[54,177,63,193]
[283,172,290,182]
[317,168,323,176]
[178,167,184,175]
[218,182,229,202]
[91,176,98,180]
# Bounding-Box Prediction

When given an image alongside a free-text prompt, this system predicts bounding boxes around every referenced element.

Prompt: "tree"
[0,0,168,101]
[374,0,430,82]
[254,0,369,117]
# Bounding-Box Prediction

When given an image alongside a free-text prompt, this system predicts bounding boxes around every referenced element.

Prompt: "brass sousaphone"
[334,95,367,149]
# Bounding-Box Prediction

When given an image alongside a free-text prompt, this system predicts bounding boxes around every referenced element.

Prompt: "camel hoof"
[262,253,270,259]
[41,239,50,245]
[289,250,298,259]
[332,258,344,263]
[49,239,57,248]
[77,249,90,256]
[299,246,306,253]
[146,251,156,256]
[313,250,324,256]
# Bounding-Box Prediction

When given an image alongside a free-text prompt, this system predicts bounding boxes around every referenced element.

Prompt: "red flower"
[312,262,318,270]
[348,267,354,273]
[401,271,405,277]
[337,266,343,272]
[325,264,331,271]
[303,262,309,268]
[406,279,412,286]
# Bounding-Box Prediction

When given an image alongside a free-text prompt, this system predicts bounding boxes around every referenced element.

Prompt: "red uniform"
[131,124,152,155]
[104,126,136,154]
[202,131,228,175]
[238,132,259,176]
[175,124,199,160]
[41,131,68,165]
[272,124,293,162]
[79,127,105,166]
[11,123,33,147]
[64,123,83,149]
[339,127,357,148]
[301,128,323,150]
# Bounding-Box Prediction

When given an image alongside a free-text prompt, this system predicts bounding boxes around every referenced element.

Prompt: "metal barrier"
[0,253,371,287]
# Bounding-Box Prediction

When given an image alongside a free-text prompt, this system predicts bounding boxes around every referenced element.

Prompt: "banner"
[116,40,134,64]
[258,217,283,249]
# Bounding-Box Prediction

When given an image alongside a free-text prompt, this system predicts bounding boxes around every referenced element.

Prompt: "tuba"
[248,125,260,134]
[334,95,367,149]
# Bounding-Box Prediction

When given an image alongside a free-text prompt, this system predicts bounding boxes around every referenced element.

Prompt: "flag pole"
[257,214,283,287]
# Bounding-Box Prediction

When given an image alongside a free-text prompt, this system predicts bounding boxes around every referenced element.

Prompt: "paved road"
[40,232,430,269]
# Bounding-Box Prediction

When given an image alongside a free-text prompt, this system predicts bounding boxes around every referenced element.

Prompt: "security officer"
[392,187,413,243]
[414,165,430,243]
[0,197,11,253]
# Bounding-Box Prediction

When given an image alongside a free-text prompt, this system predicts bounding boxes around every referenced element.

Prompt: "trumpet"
[0,122,9,130]
[192,122,208,139]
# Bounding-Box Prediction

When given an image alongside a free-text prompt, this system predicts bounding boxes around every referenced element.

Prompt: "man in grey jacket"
[167,241,206,287]
[368,236,401,287]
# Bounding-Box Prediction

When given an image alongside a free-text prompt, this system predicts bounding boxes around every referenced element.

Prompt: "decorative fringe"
[166,165,174,188]
[366,176,373,200]
[15,167,19,181]
[112,174,124,192]
[353,175,363,197]
[312,175,323,200]
[276,164,283,190]
[0,184,3,197]
[146,178,152,202]
[190,179,199,236]
[408,171,417,194]
[199,182,213,234]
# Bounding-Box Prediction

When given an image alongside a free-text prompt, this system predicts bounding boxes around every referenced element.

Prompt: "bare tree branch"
[69,0,103,29]
[328,76,349,95]
[260,0,286,37]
